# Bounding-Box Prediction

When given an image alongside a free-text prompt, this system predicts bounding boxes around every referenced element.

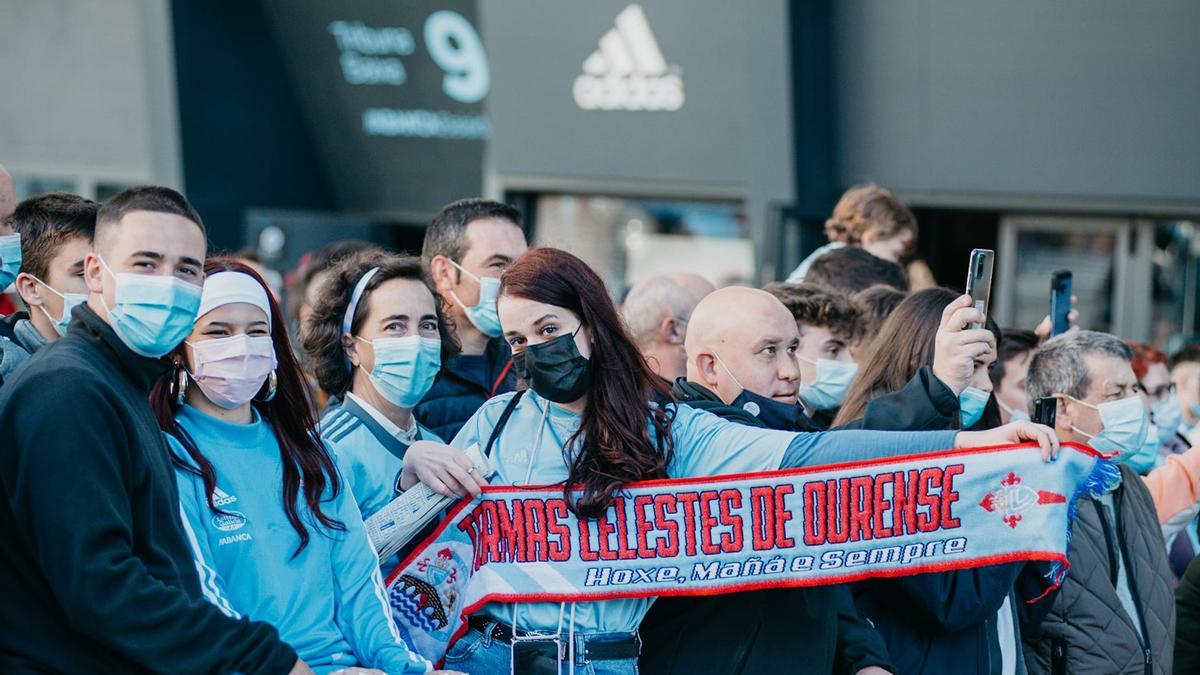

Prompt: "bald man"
[622,272,714,382]
[641,286,895,675]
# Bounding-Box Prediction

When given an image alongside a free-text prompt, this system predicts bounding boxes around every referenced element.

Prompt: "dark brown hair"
[150,258,342,556]
[762,282,863,343]
[301,249,459,397]
[95,186,205,252]
[833,287,1001,429]
[805,246,909,294]
[8,192,98,280]
[500,247,676,518]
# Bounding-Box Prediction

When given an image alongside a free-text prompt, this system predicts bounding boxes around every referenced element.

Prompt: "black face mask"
[513,331,593,403]
[730,388,809,431]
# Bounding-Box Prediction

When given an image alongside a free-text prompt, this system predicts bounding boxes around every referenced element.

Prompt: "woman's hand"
[400,440,488,498]
[955,420,1060,462]
[931,294,996,396]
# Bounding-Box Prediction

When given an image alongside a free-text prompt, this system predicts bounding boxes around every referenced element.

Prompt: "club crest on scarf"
[390,544,471,647]
[978,471,1067,529]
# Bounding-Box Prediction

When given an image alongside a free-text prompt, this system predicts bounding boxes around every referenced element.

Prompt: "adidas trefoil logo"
[572,4,685,112]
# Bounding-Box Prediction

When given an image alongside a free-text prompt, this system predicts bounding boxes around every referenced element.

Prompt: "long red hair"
[500,248,676,518]
[150,257,343,556]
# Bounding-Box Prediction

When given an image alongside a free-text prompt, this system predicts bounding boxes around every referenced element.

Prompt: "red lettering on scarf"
[751,485,776,550]
[941,464,964,529]
[803,481,826,545]
[546,499,572,562]
[871,472,894,538]
[916,467,943,532]
[612,497,638,560]
[848,476,874,542]
[633,495,657,559]
[676,492,701,556]
[653,494,681,557]
[719,489,744,553]
[698,490,721,554]
[774,484,795,548]
[495,499,526,562]
[522,499,549,562]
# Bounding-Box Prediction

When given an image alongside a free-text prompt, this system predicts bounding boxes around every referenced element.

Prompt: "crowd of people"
[1,163,1200,675]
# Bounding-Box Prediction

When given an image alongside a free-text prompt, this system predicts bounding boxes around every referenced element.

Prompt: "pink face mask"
[186,335,277,409]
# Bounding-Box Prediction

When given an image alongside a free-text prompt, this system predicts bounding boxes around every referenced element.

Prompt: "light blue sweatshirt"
[169,404,432,674]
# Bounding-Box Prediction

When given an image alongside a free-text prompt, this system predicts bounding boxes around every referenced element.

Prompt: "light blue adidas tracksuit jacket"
[320,394,443,521]
[169,404,431,674]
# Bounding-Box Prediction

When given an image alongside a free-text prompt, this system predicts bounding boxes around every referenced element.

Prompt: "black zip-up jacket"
[0,305,297,674]
[414,336,516,441]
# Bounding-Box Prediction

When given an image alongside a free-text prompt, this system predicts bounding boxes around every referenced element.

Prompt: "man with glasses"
[1021,331,1175,675]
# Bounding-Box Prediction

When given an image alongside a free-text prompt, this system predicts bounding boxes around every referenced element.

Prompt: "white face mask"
[996,398,1030,423]
[31,276,87,337]
[186,335,277,409]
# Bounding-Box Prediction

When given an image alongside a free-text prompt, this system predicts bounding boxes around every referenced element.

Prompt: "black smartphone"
[964,249,995,330]
[1033,396,1057,427]
[1050,270,1072,337]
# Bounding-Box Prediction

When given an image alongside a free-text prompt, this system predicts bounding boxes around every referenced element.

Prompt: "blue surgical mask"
[798,357,859,411]
[997,398,1030,423]
[99,257,202,358]
[959,386,991,428]
[1069,394,1150,463]
[32,276,87,337]
[0,233,21,290]
[448,260,502,338]
[1152,392,1184,440]
[357,335,441,408]
[1125,425,1162,474]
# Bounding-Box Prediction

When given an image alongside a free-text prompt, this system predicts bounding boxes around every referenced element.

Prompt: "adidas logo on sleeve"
[572,4,685,112]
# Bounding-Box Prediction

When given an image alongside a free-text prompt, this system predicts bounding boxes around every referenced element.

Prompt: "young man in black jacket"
[0,187,307,674]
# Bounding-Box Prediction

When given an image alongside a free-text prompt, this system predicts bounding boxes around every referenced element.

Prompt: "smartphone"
[1033,396,1057,428]
[964,249,995,330]
[1050,270,1072,337]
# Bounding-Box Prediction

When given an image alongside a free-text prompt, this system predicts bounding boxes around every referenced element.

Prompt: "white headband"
[342,267,380,335]
[197,271,272,328]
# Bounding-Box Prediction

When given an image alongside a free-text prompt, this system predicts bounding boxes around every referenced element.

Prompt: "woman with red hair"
[401,247,1058,674]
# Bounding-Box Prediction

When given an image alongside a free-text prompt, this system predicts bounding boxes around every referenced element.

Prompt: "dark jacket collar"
[671,378,766,427]
[72,304,171,392]
[440,336,515,394]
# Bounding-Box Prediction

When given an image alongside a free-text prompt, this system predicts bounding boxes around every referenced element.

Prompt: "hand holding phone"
[1050,270,1072,338]
[964,249,995,330]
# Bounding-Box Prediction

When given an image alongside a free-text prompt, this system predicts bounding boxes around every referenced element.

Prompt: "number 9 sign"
[424,10,490,104]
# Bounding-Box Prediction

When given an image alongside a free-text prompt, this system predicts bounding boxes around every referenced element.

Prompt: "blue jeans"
[444,622,639,675]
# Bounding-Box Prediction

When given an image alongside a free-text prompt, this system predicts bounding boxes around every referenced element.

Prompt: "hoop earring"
[257,370,277,402]
[172,364,189,407]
